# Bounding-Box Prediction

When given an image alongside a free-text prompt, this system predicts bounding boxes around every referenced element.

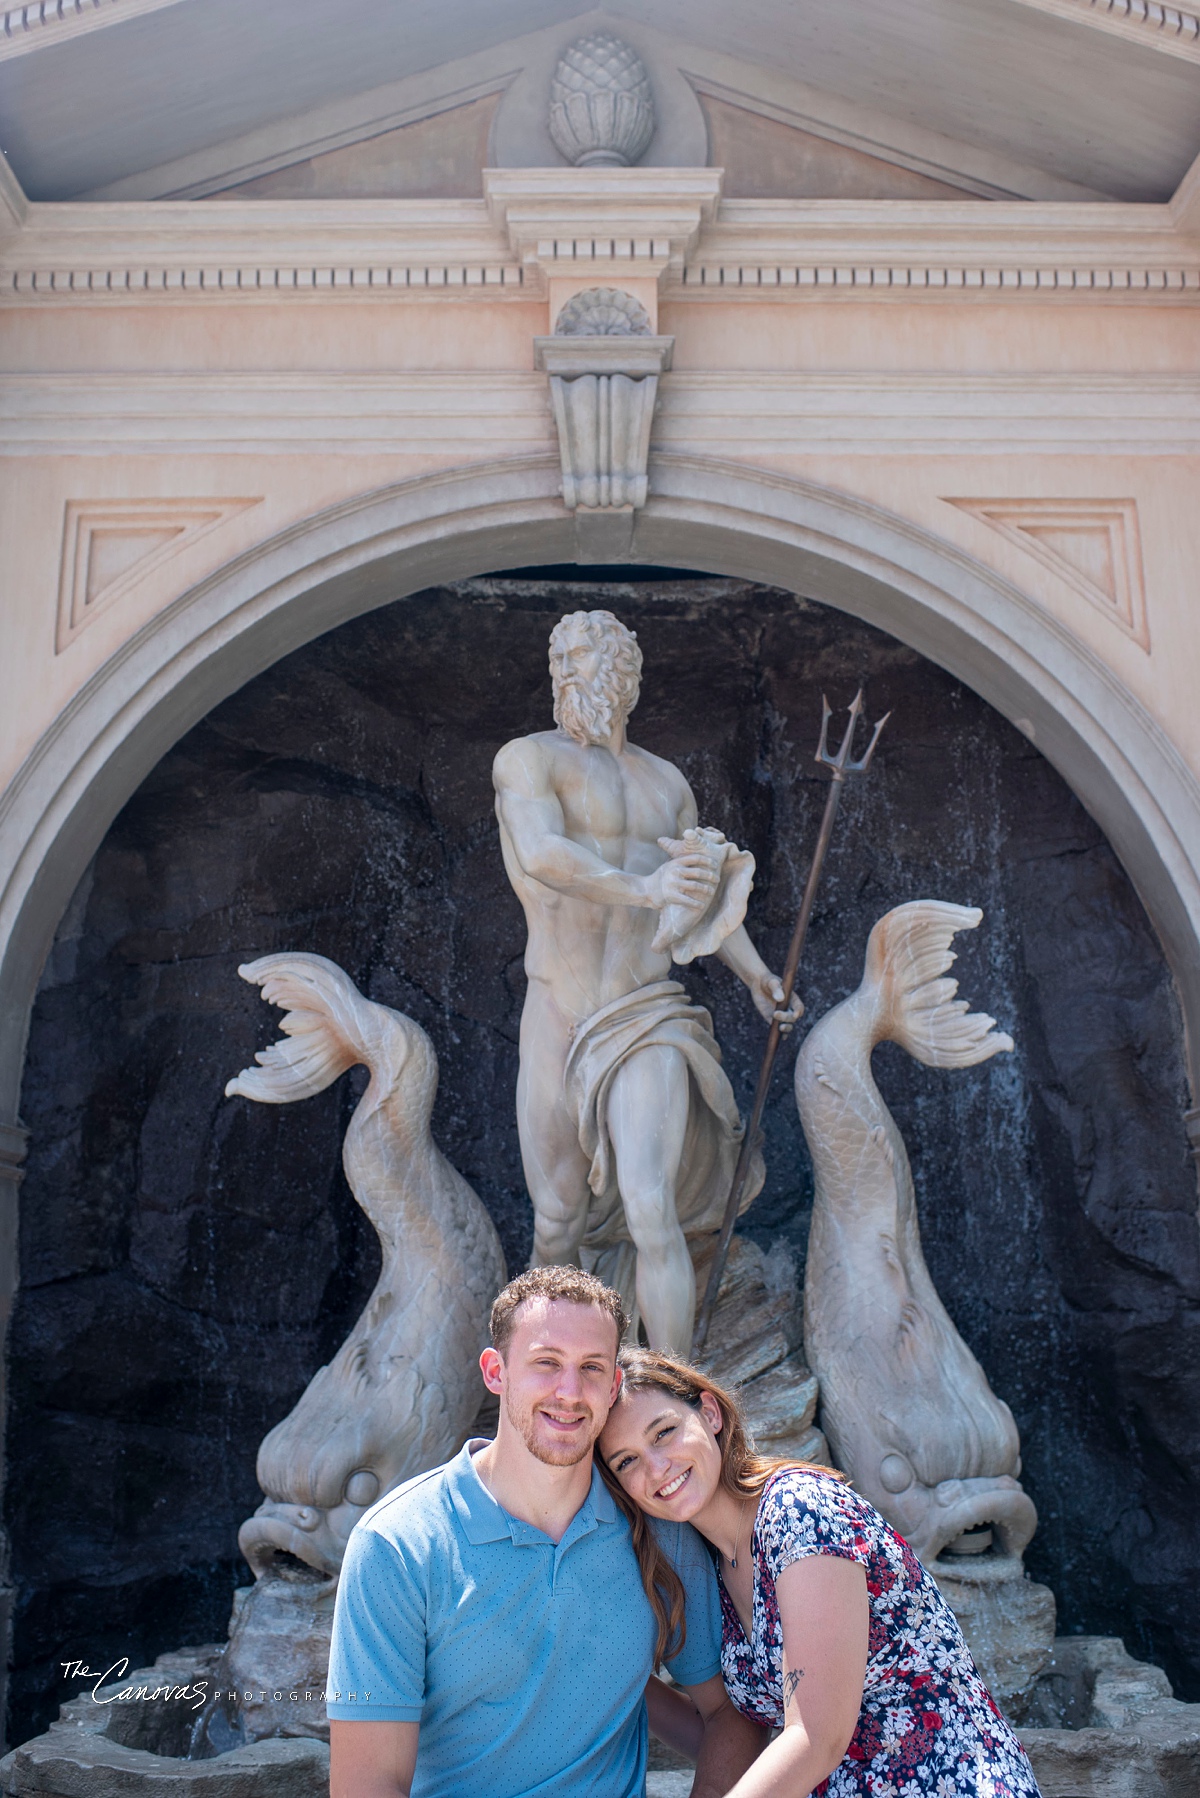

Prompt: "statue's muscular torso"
[494,727,696,1027]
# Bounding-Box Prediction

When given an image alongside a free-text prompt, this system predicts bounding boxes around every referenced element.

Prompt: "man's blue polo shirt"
[327,1439,721,1798]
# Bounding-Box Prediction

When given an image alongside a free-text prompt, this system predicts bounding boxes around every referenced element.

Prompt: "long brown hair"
[597,1349,844,1665]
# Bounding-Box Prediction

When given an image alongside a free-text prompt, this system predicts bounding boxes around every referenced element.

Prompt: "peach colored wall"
[1,174,1199,1141]
[4,293,1197,786]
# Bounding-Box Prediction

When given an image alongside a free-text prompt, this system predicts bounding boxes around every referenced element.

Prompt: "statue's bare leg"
[607,1045,693,1353]
[517,991,592,1267]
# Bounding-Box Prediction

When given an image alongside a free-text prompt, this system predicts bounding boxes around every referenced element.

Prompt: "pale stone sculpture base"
[1018,1637,1200,1797]
[0,1648,328,1797]
[690,1233,829,1467]
[208,1571,335,1748]
[932,1553,1058,1705]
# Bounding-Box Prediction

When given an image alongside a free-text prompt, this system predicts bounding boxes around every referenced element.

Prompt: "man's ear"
[608,1364,624,1408]
[480,1347,504,1395]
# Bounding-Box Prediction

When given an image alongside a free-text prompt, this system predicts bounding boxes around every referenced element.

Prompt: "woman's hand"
[723,1555,869,1798]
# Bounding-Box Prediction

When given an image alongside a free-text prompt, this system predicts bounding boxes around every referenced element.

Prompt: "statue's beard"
[555,675,623,746]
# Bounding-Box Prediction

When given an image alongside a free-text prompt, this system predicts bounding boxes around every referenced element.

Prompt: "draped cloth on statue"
[564,979,764,1318]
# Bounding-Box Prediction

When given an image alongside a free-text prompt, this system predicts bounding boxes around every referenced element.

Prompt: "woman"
[599,1349,1041,1798]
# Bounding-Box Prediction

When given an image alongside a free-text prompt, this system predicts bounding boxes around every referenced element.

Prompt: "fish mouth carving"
[238,1503,344,1579]
[924,1477,1038,1566]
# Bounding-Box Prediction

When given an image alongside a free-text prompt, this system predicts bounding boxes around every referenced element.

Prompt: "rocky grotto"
[8,575,1200,1768]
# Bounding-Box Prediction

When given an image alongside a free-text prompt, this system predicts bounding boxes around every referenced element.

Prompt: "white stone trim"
[2,370,1197,458]
[1010,0,1200,63]
[0,453,1197,1137]
[0,372,556,455]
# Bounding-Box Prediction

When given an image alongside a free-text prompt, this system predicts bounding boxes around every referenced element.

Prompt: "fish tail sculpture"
[226,953,507,1578]
[795,901,1037,1567]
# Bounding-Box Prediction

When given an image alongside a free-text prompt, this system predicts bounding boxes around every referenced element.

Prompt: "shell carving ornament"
[549,32,656,167]
[554,287,653,337]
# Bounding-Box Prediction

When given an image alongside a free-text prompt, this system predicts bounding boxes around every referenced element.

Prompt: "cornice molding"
[0,198,526,299]
[680,197,1200,297]
[0,0,187,61]
[2,185,1199,306]
[1010,0,1200,63]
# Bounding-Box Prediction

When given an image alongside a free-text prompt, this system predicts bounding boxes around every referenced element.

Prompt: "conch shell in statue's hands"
[651,826,755,964]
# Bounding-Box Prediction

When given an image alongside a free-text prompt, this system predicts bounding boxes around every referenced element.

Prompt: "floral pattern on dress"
[718,1469,1042,1797]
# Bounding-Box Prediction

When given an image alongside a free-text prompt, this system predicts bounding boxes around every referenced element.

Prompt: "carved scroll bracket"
[534,297,673,556]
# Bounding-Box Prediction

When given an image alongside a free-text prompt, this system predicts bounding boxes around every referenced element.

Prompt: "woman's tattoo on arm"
[783,1668,805,1707]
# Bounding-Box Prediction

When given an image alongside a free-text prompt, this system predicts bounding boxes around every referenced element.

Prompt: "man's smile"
[540,1408,588,1432]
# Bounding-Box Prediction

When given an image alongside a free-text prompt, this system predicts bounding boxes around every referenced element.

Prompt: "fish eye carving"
[344,1469,380,1507]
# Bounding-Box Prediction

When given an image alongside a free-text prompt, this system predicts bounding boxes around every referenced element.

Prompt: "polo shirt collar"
[447,1439,617,1544]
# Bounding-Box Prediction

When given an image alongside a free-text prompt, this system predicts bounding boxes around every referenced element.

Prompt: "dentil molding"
[1010,0,1200,63]
[0,0,186,61]
[2,171,1199,305]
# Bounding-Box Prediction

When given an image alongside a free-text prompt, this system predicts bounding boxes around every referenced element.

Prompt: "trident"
[692,690,890,1354]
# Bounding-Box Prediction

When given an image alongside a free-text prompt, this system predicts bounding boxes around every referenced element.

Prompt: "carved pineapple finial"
[548,32,655,168]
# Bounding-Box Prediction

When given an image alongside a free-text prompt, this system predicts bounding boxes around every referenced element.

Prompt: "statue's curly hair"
[548,610,642,728]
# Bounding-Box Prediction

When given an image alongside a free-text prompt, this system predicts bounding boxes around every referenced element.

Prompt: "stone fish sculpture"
[226,953,507,1579]
[795,900,1038,1567]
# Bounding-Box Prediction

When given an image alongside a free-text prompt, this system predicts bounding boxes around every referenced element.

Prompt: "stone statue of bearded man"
[493,610,800,1352]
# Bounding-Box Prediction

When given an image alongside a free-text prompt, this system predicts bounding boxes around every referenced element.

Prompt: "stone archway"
[2,448,1197,1138]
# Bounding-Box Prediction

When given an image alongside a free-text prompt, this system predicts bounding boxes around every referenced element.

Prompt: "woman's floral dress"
[717,1469,1041,1797]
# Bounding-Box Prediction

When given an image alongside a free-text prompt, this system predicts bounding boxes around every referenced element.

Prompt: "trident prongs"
[816,689,891,782]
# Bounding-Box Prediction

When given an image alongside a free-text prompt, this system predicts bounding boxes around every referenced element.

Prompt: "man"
[328,1266,763,1797]
[493,610,800,1352]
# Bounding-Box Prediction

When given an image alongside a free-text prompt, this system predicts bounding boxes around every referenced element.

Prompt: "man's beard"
[502,1385,600,1467]
[555,674,623,747]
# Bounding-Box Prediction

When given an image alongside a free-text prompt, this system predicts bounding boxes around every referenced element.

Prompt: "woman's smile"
[655,1467,691,1500]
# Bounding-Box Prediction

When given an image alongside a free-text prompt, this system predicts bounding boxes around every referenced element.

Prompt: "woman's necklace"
[727,1497,749,1570]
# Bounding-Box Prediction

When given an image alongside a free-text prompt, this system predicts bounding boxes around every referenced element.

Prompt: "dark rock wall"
[9,577,1200,1743]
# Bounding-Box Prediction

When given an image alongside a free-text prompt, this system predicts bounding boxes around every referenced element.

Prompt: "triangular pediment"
[4,1,1190,205]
